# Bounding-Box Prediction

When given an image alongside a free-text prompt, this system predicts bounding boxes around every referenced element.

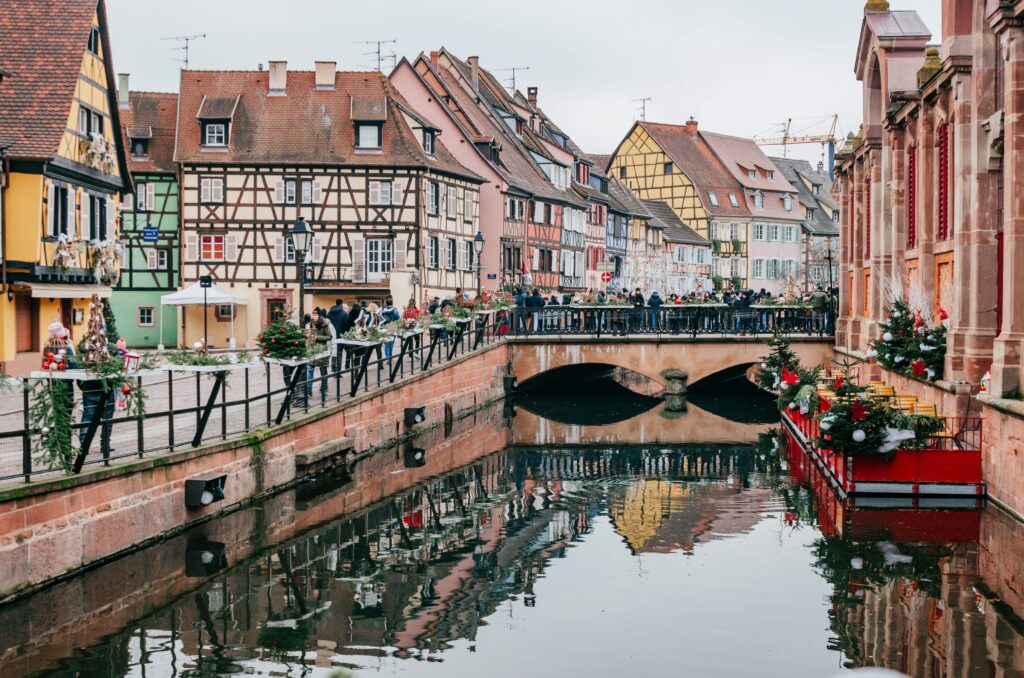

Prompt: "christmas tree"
[258,307,310,359]
[874,298,914,374]
[754,333,800,392]
[101,298,121,357]
[80,294,110,366]
[911,322,946,381]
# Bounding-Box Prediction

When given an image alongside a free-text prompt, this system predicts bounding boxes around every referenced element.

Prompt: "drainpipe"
[1,152,8,303]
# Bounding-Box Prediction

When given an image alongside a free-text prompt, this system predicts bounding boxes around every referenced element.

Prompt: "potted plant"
[712,275,723,291]
[731,238,743,254]
[711,239,722,254]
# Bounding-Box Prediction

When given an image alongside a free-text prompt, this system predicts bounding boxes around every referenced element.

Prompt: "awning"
[30,283,112,299]
[160,281,246,306]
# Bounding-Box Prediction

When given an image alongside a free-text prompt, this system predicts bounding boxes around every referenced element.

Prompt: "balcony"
[560,274,583,289]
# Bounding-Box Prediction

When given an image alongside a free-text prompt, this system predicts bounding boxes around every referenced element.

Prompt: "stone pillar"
[991,25,1024,396]
[660,369,688,415]
[836,164,853,349]
[850,159,865,351]
[865,145,885,344]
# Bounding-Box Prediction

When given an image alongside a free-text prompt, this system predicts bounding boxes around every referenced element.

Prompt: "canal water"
[2,374,1022,677]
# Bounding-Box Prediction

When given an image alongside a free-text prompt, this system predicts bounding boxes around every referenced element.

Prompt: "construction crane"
[754,114,840,178]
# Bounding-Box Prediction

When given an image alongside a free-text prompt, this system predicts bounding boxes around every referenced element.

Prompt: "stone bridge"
[508,336,835,391]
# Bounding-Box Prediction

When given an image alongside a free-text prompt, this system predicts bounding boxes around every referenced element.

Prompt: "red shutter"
[15,294,34,353]
[938,123,950,240]
[865,178,871,258]
[907,144,917,248]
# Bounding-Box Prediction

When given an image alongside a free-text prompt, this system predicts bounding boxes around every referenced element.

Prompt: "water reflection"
[2,395,1023,677]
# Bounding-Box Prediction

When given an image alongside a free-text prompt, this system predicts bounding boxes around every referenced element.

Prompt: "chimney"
[527,86,538,107]
[315,61,336,90]
[429,51,439,68]
[117,73,130,110]
[467,55,479,91]
[685,116,698,136]
[268,60,287,96]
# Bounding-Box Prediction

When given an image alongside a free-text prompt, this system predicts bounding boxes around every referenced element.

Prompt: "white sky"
[106,0,942,165]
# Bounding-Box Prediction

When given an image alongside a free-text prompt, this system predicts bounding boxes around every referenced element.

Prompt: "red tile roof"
[0,0,117,160]
[631,122,749,219]
[120,91,178,174]
[701,132,801,221]
[174,69,480,180]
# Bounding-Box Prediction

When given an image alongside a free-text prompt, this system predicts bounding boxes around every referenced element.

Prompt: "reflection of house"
[0,0,130,374]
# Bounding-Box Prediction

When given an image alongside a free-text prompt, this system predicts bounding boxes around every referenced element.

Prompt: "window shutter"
[80,194,91,239]
[105,197,115,238]
[394,237,407,269]
[369,182,381,206]
[66,187,76,234]
[312,180,323,204]
[532,248,539,271]
[310,236,323,264]
[213,179,224,203]
[457,241,466,271]
[533,201,543,223]
[185,233,198,261]
[391,180,403,206]
[200,179,210,203]
[46,183,56,233]
[575,251,584,277]
[146,249,158,269]
[351,236,366,282]
[274,180,285,204]
[123,193,133,211]
[273,235,285,262]
[146,183,156,211]
[224,233,238,261]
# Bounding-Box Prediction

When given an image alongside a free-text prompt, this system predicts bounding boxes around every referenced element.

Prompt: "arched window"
[937,122,951,240]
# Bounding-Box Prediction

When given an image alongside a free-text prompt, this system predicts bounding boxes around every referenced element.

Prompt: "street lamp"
[290,216,314,320]
[473,231,485,297]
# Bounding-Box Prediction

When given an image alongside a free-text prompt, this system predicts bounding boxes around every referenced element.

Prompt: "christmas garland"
[164,345,251,367]
[754,333,800,392]
[29,380,75,474]
[777,365,822,415]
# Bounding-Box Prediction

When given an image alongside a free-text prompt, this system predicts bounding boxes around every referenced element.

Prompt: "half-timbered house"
[116,82,179,347]
[174,63,482,347]
[0,0,130,373]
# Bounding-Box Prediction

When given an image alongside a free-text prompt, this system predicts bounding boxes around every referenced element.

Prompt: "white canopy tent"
[159,282,246,350]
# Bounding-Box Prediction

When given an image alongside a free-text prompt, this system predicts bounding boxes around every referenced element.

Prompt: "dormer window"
[575,162,589,185]
[728,193,739,208]
[203,122,227,147]
[708,191,719,207]
[423,130,435,156]
[130,138,149,159]
[356,123,382,149]
[747,169,756,179]
[753,192,764,209]
[783,195,793,211]
[807,207,816,219]
[812,184,820,195]
[767,170,774,180]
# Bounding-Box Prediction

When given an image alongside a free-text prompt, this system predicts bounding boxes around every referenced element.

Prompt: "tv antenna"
[353,39,397,72]
[162,34,206,69]
[494,66,529,93]
[632,97,652,121]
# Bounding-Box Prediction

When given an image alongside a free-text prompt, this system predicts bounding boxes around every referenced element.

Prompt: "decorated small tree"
[755,333,801,392]
[911,322,946,381]
[101,298,121,357]
[81,294,109,366]
[777,365,823,415]
[875,298,914,373]
[258,307,311,360]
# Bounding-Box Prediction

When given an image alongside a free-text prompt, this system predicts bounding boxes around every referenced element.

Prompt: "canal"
[1,373,1022,677]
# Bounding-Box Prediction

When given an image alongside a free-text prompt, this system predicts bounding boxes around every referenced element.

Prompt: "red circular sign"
[601,271,612,283]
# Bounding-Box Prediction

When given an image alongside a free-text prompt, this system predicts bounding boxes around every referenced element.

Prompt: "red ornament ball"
[121,385,131,395]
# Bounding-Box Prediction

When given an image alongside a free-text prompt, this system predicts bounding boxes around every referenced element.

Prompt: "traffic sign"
[601,271,612,283]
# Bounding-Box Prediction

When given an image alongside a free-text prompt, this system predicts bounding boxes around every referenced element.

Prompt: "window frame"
[203,122,227,147]
[368,180,393,206]
[199,233,226,262]
[708,191,719,207]
[137,306,155,327]
[355,123,383,149]
[753,193,764,210]
[728,193,739,208]
[428,236,439,268]
[663,162,673,175]
[423,130,435,155]
[446,238,457,270]
[156,249,169,270]
[135,183,149,212]
[366,237,393,279]
[427,182,439,215]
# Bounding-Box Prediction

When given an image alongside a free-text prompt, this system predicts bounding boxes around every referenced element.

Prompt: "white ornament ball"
[788,402,797,410]
[852,429,866,443]
[761,362,767,369]
[193,341,203,351]
[820,421,831,431]
[41,426,50,435]
[883,332,893,342]
[800,404,809,415]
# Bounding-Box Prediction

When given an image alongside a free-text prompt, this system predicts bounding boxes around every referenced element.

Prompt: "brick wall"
[0,342,509,601]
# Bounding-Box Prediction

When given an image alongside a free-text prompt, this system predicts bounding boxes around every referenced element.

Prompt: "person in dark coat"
[328,298,347,335]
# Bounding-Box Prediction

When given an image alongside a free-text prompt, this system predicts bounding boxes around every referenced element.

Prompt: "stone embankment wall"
[0,342,509,601]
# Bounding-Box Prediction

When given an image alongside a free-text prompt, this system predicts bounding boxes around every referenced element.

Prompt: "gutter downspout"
[1,152,8,304]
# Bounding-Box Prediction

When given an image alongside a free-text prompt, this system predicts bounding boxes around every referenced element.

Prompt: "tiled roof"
[587,153,612,173]
[633,122,749,219]
[770,157,839,236]
[174,68,480,181]
[196,95,239,120]
[121,91,178,174]
[701,131,803,222]
[865,10,931,38]
[607,177,650,218]
[0,0,112,159]
[642,199,709,246]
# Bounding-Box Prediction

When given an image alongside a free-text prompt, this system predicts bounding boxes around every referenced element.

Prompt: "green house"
[114,88,179,348]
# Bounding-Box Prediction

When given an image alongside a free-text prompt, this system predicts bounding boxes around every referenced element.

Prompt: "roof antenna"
[161,34,206,70]
[494,66,530,93]
[353,39,397,72]
[632,97,652,121]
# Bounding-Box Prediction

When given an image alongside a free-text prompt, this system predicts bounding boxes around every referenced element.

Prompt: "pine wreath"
[754,332,800,392]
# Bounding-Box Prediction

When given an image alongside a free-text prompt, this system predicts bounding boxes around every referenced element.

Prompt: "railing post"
[22,384,31,482]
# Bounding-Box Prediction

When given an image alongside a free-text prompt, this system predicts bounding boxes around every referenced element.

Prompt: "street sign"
[595,261,615,272]
[199,275,213,288]
[601,271,612,283]
[142,225,159,243]
[487,273,497,279]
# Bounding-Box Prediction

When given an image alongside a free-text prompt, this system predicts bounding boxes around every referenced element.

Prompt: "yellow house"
[0,0,130,374]
[608,119,752,289]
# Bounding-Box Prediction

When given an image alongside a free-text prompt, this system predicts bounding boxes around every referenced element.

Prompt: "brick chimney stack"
[314,61,336,90]
[117,73,130,109]
[685,116,699,136]
[268,60,287,96]
[527,86,538,107]
[467,56,479,91]
[429,51,439,67]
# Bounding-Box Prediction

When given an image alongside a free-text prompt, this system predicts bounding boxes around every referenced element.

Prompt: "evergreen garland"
[258,310,312,359]
[777,365,822,414]
[29,380,75,474]
[101,298,121,357]
[754,333,800,392]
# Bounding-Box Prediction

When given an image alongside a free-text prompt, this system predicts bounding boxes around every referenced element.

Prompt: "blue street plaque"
[487,273,497,280]
[142,226,159,243]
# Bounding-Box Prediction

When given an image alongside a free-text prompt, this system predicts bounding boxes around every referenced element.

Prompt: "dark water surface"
[2,379,1022,678]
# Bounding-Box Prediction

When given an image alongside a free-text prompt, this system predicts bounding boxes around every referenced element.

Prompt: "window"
[366,238,393,279]
[356,123,382,148]
[728,193,739,208]
[748,169,757,179]
[156,249,169,269]
[200,234,225,262]
[87,194,108,240]
[767,171,774,180]
[806,207,815,220]
[752,258,765,278]
[832,210,839,223]
[214,305,235,321]
[284,236,296,263]
[135,183,150,211]
[783,195,793,211]
[130,138,149,159]
[283,179,297,205]
[753,193,764,209]
[200,177,224,203]
[783,225,796,243]
[766,258,778,279]
[663,162,673,175]
[446,238,456,269]
[708,191,719,207]
[428,236,439,268]
[464,240,474,271]
[300,179,313,205]
[619,166,626,179]
[78,107,103,137]
[369,180,392,206]
[137,307,154,327]
[768,224,779,241]
[87,26,100,54]
[575,162,589,185]
[812,184,820,196]
[731,258,742,277]
[753,223,765,241]
[446,186,457,218]
[428,182,439,215]
[51,185,69,236]
[423,130,435,155]
[203,122,227,146]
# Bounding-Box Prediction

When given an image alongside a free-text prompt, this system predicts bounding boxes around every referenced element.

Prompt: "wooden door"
[15,294,35,353]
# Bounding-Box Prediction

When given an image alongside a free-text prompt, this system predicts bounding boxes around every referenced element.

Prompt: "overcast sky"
[106,0,942,165]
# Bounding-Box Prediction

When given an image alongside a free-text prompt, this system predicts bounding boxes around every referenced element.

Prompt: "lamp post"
[473,231,485,298]
[290,216,314,321]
